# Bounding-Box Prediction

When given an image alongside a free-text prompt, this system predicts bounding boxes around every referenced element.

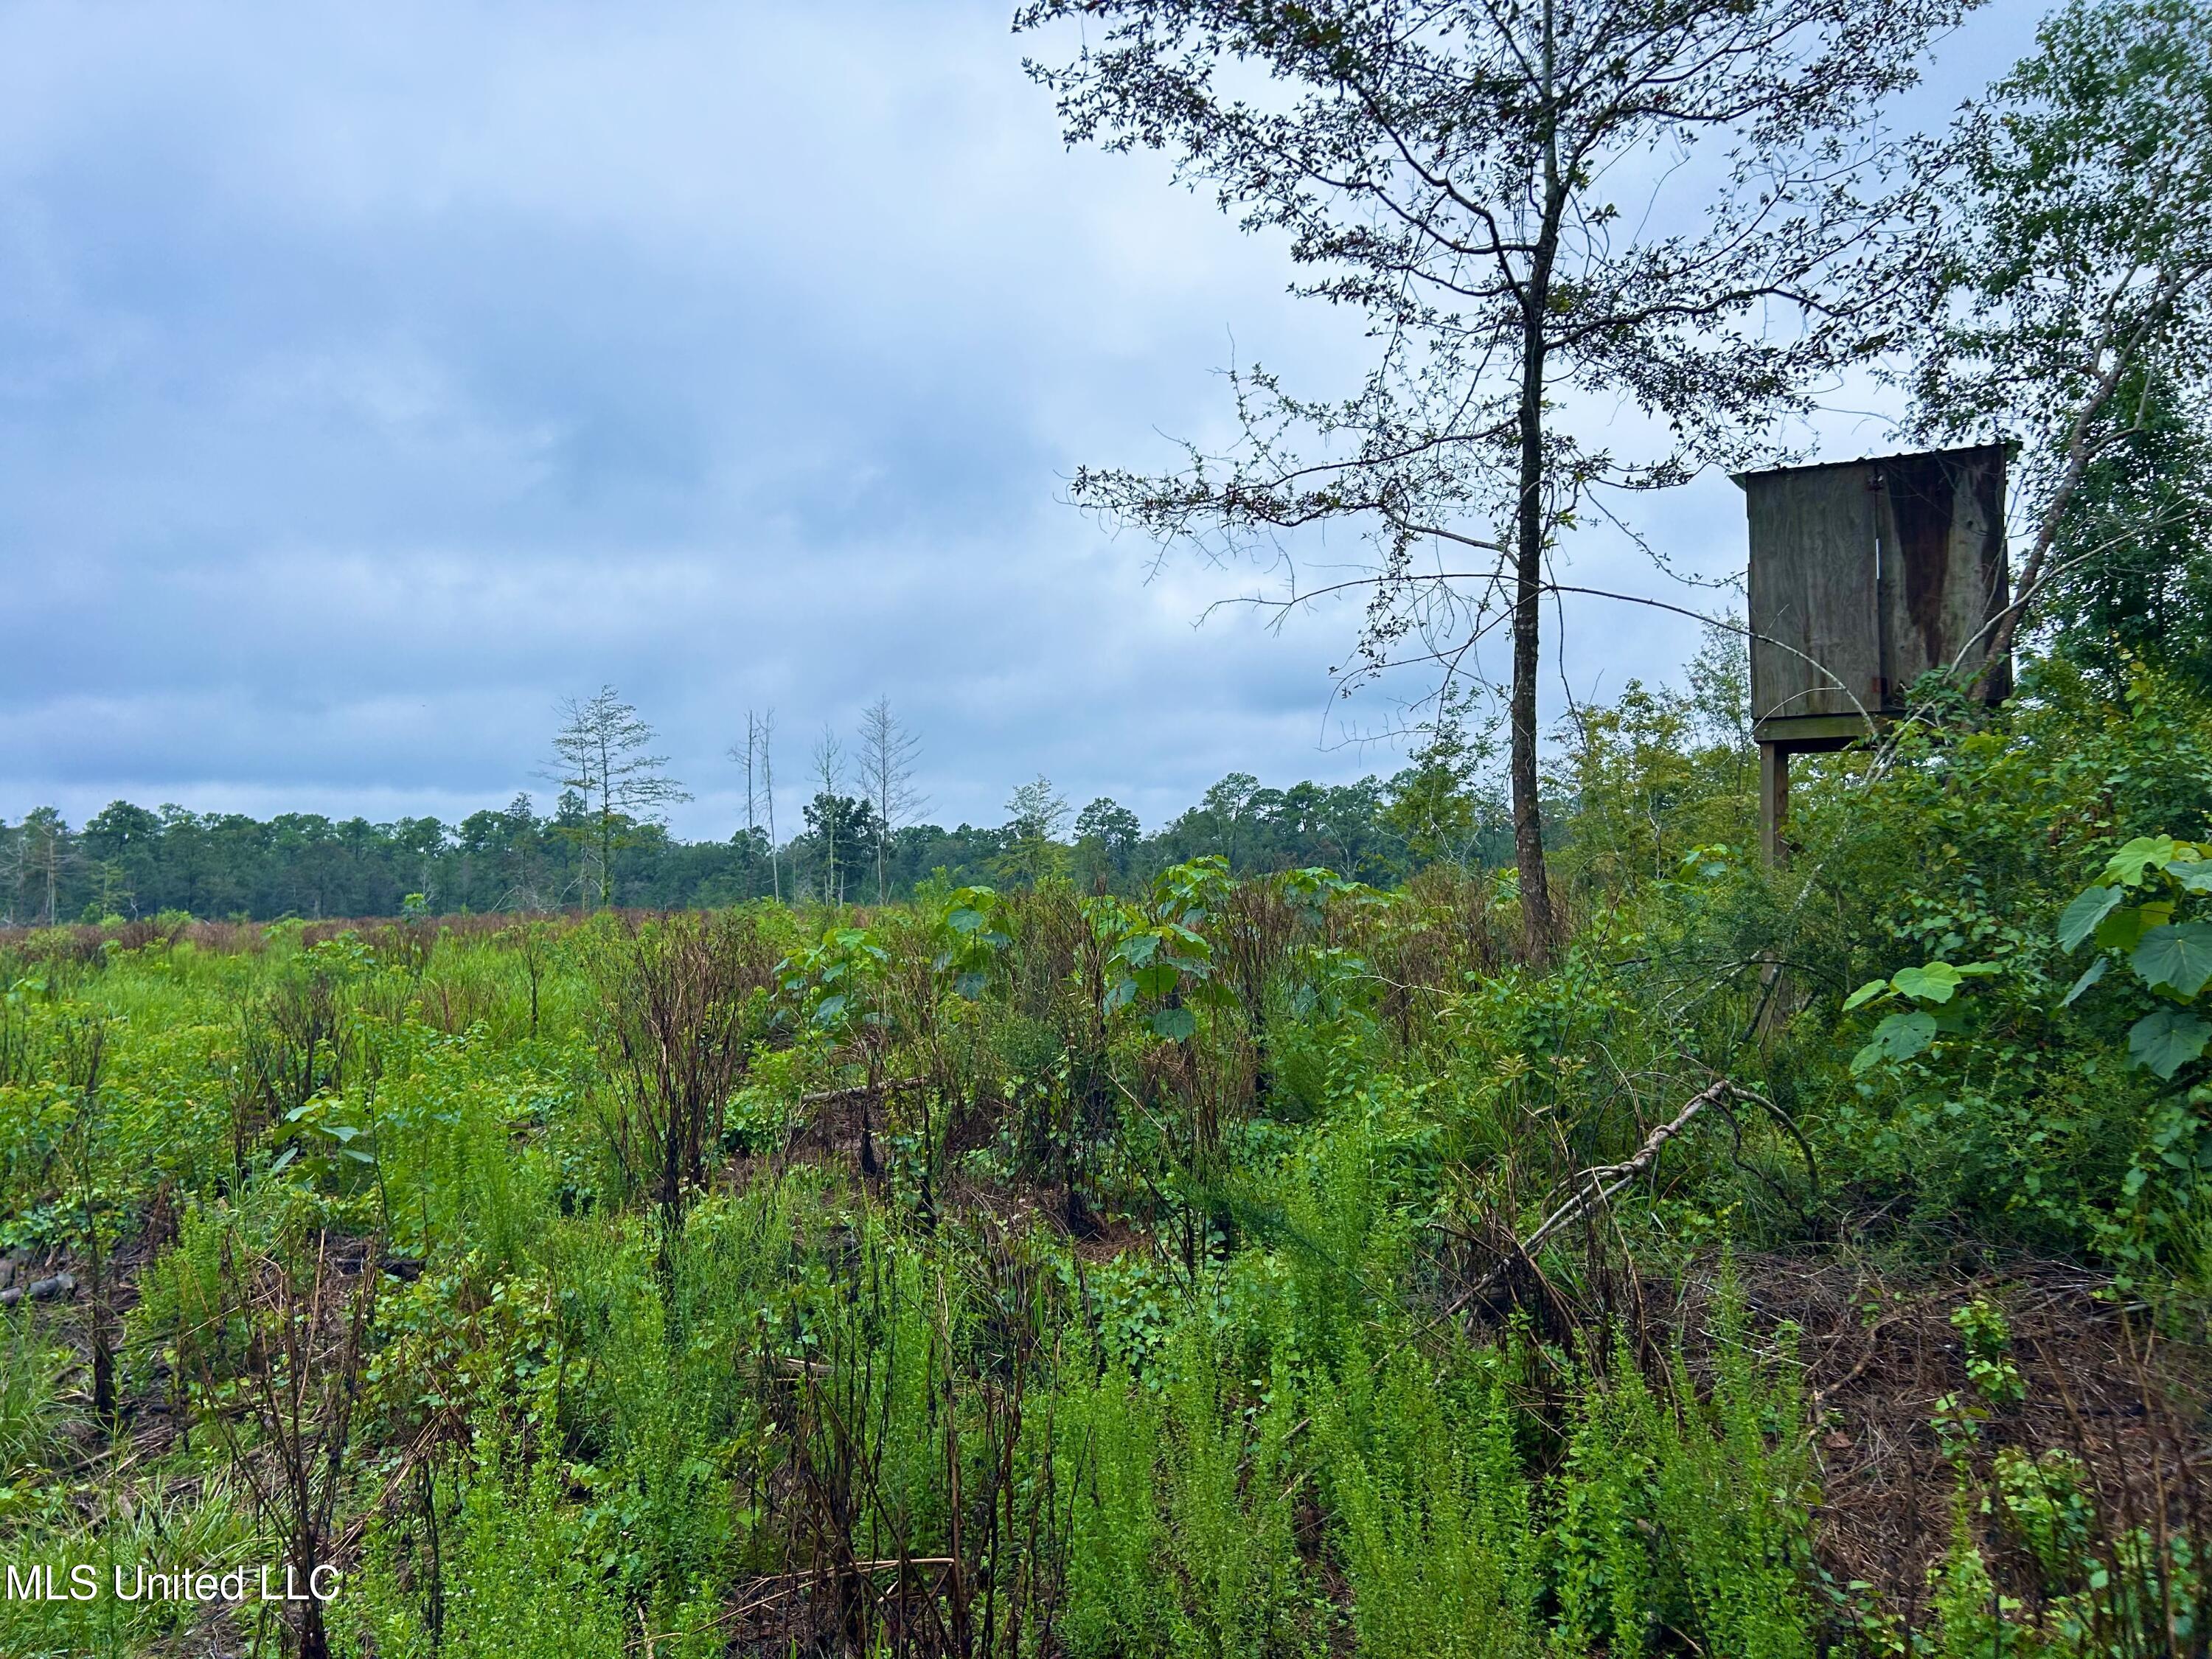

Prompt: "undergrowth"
[0,660,2204,1655]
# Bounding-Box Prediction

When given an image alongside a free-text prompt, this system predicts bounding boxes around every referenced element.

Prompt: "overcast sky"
[0,0,2043,838]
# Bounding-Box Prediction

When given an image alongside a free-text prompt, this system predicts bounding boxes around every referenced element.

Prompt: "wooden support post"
[1757,741,1792,1034]
[1760,742,1789,868]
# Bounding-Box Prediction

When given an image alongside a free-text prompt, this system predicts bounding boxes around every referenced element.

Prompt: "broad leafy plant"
[2056,835,2212,1078]
[1105,920,1226,1043]
[776,925,888,1043]
[1844,959,2001,1074]
[928,885,1010,1002]
[1105,859,1239,1043]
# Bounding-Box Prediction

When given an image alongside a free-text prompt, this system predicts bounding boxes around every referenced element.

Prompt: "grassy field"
[1,671,2208,1658]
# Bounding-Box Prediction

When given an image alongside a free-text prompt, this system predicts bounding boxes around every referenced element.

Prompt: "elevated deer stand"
[1739,443,2013,865]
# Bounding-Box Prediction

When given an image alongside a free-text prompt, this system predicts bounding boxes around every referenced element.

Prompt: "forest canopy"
[0,768,1454,923]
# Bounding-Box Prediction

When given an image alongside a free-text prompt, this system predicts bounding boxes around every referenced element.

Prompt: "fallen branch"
[1527,1079,1737,1255]
[799,1078,925,1107]
[768,1356,835,1379]
[1445,1079,1741,1318]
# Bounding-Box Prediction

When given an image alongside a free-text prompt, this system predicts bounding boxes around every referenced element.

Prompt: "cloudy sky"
[0,0,2042,838]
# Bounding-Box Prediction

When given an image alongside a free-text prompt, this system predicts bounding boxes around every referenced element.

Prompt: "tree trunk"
[1512,288,1559,962]
[1983,317,2157,670]
[1510,395,1554,967]
[1511,0,1563,967]
[601,795,622,910]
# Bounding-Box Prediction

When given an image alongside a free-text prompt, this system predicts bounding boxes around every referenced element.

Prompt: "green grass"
[1,667,2207,1656]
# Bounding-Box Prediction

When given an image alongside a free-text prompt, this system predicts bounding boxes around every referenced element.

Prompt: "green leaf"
[1116,933,1161,967]
[1891,962,1965,1004]
[1843,978,1891,1012]
[2101,835,2183,888]
[2058,885,2121,950]
[1851,1009,1937,1074]
[2171,855,2212,895]
[2060,956,2108,1007]
[2132,923,2212,999]
[1148,1007,1197,1043]
[1132,963,1179,1000]
[2127,1009,2211,1079]
[2095,902,2168,954]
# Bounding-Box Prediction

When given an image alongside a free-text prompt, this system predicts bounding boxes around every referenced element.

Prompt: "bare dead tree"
[763,706,783,902]
[812,726,847,907]
[856,695,926,905]
[12,808,76,927]
[732,706,785,902]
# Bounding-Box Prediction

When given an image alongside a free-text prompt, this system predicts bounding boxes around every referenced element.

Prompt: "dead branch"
[1444,1078,1742,1317]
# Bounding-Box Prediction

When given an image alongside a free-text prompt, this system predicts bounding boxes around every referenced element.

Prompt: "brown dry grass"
[1718,1254,2210,1634]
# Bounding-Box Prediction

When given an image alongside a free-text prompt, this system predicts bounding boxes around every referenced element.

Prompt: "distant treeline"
[0,770,1512,924]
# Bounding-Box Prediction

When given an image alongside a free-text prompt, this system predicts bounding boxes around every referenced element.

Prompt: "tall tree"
[82,801,162,919]
[1018,0,1961,960]
[811,726,847,905]
[802,791,880,907]
[1198,773,1262,871]
[1913,0,2212,666]
[1381,703,1498,872]
[1002,775,1072,886]
[0,818,26,924]
[543,687,690,909]
[15,807,74,925]
[731,707,785,901]
[2039,368,2212,692]
[731,716,759,884]
[760,708,782,902]
[1075,796,1144,886]
[856,695,927,903]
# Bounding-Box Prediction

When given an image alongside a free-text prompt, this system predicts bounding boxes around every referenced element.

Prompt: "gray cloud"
[0,0,2042,836]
